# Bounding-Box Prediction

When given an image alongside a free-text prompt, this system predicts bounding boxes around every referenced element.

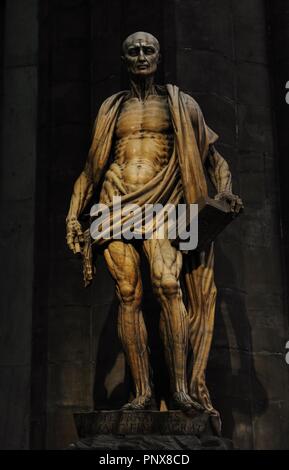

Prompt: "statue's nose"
[138,49,146,61]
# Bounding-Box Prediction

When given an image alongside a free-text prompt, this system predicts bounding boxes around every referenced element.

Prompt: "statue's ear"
[158,53,162,64]
[121,55,126,64]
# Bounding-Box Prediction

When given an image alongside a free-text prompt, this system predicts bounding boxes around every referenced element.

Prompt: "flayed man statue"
[66,32,243,428]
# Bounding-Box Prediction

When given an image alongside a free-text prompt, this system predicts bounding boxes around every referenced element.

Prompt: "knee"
[156,275,179,298]
[118,281,141,305]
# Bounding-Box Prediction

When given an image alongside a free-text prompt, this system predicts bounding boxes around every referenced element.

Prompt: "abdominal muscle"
[114,132,173,192]
[123,158,157,187]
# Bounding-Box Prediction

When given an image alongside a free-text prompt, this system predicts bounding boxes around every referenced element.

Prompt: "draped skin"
[83,85,220,425]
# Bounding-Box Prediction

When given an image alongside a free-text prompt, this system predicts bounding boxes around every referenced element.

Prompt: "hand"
[214,191,244,215]
[66,217,84,254]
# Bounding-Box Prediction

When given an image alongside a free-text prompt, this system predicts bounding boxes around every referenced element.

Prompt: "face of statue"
[122,32,160,78]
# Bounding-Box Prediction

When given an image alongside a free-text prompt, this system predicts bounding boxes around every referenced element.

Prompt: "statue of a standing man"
[66,32,243,419]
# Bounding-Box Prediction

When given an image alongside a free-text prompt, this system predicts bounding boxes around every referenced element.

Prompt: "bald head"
[122,32,160,54]
[122,32,160,78]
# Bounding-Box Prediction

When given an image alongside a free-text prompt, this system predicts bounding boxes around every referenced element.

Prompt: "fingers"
[74,238,81,254]
[66,219,84,254]
[66,231,76,253]
[229,196,237,213]
[84,265,93,281]
[67,240,75,253]
[75,222,84,243]
[214,191,232,203]
[215,192,244,214]
[229,195,244,215]
[234,197,244,215]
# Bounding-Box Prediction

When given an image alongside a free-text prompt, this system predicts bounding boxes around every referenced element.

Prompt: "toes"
[190,400,204,412]
[122,395,151,411]
[122,403,133,410]
[172,392,204,412]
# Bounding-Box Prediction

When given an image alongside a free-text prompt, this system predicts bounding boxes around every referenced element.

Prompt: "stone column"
[37,0,93,450]
[266,0,289,321]
[0,1,5,116]
[0,0,39,450]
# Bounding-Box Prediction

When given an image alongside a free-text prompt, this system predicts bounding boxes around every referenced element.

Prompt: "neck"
[129,75,156,100]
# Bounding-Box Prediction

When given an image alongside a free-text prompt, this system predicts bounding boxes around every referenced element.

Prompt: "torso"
[100,94,174,200]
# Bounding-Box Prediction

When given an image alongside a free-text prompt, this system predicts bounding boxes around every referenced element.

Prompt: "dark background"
[0,0,289,450]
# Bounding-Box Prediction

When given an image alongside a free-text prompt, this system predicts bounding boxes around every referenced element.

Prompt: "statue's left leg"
[143,239,203,412]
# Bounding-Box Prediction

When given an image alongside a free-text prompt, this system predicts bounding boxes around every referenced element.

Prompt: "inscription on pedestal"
[74,410,210,438]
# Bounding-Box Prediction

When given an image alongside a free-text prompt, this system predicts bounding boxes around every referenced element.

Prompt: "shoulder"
[178,90,205,127]
[165,84,202,113]
[98,90,129,115]
[180,91,202,114]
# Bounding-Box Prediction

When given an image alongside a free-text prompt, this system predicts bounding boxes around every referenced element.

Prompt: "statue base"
[70,410,233,450]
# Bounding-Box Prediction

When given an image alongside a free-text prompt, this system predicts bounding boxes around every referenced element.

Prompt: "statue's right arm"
[67,169,94,221]
[66,169,94,254]
[65,93,121,254]
[65,103,103,255]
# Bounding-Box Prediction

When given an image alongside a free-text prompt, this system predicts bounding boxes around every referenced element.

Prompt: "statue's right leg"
[103,240,152,410]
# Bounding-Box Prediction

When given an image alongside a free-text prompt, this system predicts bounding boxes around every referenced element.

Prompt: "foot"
[172,391,204,412]
[122,394,152,411]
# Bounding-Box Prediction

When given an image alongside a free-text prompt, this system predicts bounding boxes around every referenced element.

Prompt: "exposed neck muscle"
[129,75,156,101]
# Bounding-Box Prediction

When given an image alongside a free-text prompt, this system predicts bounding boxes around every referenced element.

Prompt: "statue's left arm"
[206,145,244,214]
[183,92,243,214]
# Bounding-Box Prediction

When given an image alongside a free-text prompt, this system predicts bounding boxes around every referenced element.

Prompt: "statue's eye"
[144,47,155,55]
[128,48,139,56]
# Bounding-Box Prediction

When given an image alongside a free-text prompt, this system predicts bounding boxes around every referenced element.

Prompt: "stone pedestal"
[70,410,233,450]
[75,410,210,437]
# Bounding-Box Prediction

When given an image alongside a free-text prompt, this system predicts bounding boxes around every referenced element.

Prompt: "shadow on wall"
[92,295,129,410]
[208,243,268,445]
